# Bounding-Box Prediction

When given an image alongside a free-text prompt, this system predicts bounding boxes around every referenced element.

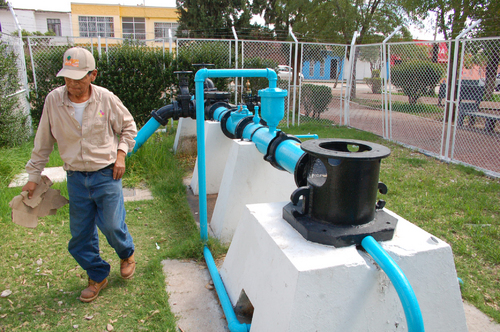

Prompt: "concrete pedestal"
[210,142,297,244]
[220,202,468,332]
[191,121,233,195]
[173,118,197,154]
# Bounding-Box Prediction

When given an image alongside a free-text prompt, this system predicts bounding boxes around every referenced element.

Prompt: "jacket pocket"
[91,119,108,145]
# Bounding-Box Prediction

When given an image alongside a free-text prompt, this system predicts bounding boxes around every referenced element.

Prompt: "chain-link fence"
[386,40,451,157]
[241,40,293,125]
[9,33,500,175]
[297,42,348,126]
[448,37,500,174]
[346,44,386,137]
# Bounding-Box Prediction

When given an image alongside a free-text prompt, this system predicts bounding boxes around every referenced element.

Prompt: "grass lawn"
[0,122,499,330]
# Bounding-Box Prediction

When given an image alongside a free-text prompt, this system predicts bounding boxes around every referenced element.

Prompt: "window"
[47,19,62,36]
[319,61,325,77]
[154,22,179,39]
[122,17,146,40]
[309,60,315,77]
[79,16,114,37]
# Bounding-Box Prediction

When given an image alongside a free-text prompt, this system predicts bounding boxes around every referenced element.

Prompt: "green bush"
[26,45,72,128]
[391,61,444,104]
[0,42,30,147]
[301,84,333,119]
[364,69,382,94]
[96,43,175,126]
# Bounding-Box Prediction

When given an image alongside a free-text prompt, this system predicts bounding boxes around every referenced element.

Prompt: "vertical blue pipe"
[194,68,278,332]
[361,236,425,332]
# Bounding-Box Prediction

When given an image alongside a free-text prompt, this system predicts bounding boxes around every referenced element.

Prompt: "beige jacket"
[26,84,137,184]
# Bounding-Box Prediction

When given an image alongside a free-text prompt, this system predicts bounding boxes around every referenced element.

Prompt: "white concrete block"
[220,202,468,332]
[210,142,297,244]
[173,117,197,154]
[191,121,233,195]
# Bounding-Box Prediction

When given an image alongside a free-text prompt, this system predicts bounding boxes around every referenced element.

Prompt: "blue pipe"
[203,246,251,332]
[195,69,278,332]
[248,126,277,155]
[361,236,425,332]
[274,139,304,174]
[130,117,162,155]
[195,68,278,242]
[295,134,319,139]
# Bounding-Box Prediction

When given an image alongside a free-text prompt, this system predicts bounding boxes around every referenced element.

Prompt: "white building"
[0,7,72,36]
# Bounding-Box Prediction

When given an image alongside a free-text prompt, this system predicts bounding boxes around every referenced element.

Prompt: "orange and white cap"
[56,47,95,80]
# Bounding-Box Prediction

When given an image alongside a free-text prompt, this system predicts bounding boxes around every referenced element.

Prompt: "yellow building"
[70,3,178,44]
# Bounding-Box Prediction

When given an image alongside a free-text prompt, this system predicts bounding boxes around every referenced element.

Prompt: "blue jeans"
[66,168,134,282]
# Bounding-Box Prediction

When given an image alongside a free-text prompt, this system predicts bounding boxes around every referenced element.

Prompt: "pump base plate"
[282,201,398,248]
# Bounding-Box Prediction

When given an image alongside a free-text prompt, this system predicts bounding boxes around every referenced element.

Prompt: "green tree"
[391,61,444,104]
[470,0,500,100]
[176,0,251,38]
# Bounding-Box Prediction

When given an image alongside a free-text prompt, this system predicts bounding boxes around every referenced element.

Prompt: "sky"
[8,0,442,40]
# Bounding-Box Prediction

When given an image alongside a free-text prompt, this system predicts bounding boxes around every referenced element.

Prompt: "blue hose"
[361,236,425,332]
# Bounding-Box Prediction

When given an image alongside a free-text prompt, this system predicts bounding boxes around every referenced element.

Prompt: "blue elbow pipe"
[194,69,280,331]
[130,117,162,155]
[361,236,425,332]
[204,246,251,332]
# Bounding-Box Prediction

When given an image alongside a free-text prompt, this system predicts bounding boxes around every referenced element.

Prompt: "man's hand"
[22,181,38,199]
[113,150,127,180]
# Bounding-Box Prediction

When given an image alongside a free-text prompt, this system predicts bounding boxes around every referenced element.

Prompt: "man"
[22,47,137,303]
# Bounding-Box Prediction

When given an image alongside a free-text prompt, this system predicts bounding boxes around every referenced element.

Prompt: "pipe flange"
[151,109,169,126]
[206,101,230,121]
[248,124,268,142]
[234,116,255,139]
[294,152,310,187]
[220,110,236,139]
[265,131,301,171]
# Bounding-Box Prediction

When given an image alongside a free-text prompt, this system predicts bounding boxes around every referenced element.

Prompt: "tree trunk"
[483,47,500,101]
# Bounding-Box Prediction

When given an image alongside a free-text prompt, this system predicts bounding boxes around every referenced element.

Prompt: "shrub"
[96,43,175,126]
[364,69,382,94]
[0,42,30,147]
[301,84,333,119]
[391,61,444,104]
[26,45,69,128]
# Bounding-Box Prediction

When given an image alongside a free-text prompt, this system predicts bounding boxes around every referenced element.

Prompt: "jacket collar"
[61,84,102,106]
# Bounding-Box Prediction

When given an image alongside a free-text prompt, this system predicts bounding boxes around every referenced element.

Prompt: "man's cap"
[56,47,95,80]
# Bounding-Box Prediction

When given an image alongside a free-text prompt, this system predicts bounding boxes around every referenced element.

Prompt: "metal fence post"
[344,32,358,126]
[382,26,401,139]
[289,27,299,126]
[169,28,173,54]
[232,26,239,104]
[27,36,38,97]
[444,20,482,160]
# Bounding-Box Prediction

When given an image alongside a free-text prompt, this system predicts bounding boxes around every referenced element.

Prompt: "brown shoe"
[120,253,136,279]
[79,278,108,303]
